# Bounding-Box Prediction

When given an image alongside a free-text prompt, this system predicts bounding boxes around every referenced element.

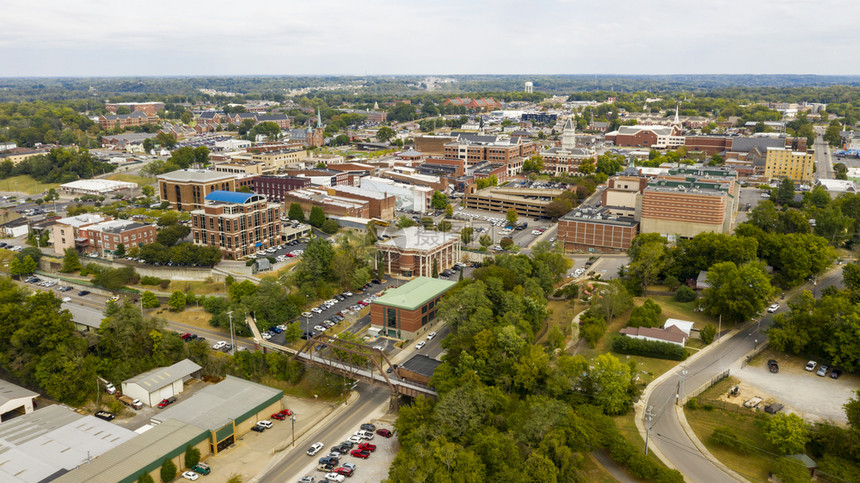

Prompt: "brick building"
[282,188,371,218]
[191,191,281,260]
[444,97,501,110]
[98,111,160,130]
[370,277,457,339]
[442,134,539,176]
[157,169,256,212]
[332,186,397,220]
[52,214,110,255]
[250,175,311,202]
[105,102,165,116]
[376,227,461,278]
[541,118,595,174]
[640,177,737,239]
[558,207,639,253]
[80,220,156,257]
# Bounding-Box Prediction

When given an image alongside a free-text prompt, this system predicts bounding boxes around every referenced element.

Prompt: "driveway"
[732,355,856,424]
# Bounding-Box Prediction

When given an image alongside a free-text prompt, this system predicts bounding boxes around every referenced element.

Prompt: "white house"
[0,379,38,421]
[663,318,694,338]
[121,359,201,407]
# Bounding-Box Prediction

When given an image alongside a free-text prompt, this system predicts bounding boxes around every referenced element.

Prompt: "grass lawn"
[168,279,226,295]
[640,295,718,329]
[108,173,155,185]
[154,307,214,330]
[612,412,673,471]
[536,299,580,344]
[683,375,776,482]
[2,175,60,196]
[581,453,623,483]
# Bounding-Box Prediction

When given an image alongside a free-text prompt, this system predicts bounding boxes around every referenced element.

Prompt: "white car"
[212,341,227,350]
[302,312,313,318]
[348,435,363,444]
[257,420,273,429]
[354,430,373,440]
[426,332,437,340]
[61,297,72,303]
[415,341,426,350]
[261,332,272,340]
[311,307,323,314]
[314,325,327,332]
[767,303,780,313]
[307,442,324,456]
[181,471,199,481]
[805,360,817,372]
[324,473,345,483]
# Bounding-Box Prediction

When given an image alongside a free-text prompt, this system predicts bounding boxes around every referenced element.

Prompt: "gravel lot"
[730,352,857,424]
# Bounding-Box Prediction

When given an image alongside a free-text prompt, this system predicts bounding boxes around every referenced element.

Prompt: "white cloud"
[1,0,858,75]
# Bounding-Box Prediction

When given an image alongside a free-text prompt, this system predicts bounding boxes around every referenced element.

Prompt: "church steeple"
[316,108,323,128]
[673,102,680,126]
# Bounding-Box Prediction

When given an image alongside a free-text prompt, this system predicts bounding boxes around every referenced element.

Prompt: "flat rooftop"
[157,169,238,182]
[377,226,459,252]
[373,276,456,311]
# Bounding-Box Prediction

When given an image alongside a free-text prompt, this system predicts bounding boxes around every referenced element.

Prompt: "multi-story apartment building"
[52,214,110,255]
[191,191,281,260]
[157,169,256,212]
[98,111,160,130]
[251,175,311,202]
[443,133,538,176]
[105,102,165,116]
[764,147,815,183]
[80,220,156,257]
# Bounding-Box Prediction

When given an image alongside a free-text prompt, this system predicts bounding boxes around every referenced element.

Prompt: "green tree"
[114,243,126,258]
[700,324,717,344]
[138,473,155,483]
[168,291,186,311]
[479,234,493,247]
[376,126,395,142]
[522,155,544,173]
[506,208,518,227]
[445,204,453,217]
[437,220,452,232]
[843,263,860,291]
[308,206,325,227]
[771,457,812,483]
[184,445,200,469]
[141,291,160,309]
[578,159,595,174]
[499,237,514,250]
[321,218,339,234]
[762,413,809,455]
[777,178,796,205]
[589,353,635,415]
[60,247,82,273]
[702,261,773,323]
[627,233,668,289]
[9,254,37,278]
[591,280,634,321]
[627,299,662,328]
[141,185,155,197]
[397,215,416,228]
[460,226,474,245]
[674,285,697,302]
[287,203,305,222]
[845,389,860,430]
[160,458,177,483]
[431,191,448,210]
[824,120,842,146]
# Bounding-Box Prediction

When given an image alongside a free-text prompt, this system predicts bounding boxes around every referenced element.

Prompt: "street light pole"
[227,311,235,356]
[290,414,296,447]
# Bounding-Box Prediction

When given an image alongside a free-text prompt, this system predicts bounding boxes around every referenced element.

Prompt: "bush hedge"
[611,335,688,360]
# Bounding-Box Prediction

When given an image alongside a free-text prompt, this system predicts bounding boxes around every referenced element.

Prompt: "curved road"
[645,267,844,482]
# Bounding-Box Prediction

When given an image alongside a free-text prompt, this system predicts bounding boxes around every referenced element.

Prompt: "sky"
[2,0,859,77]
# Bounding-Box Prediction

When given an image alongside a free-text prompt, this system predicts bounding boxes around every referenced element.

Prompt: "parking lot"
[733,351,858,424]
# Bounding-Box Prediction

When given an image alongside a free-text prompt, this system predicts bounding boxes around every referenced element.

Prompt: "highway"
[256,383,391,483]
[645,265,844,482]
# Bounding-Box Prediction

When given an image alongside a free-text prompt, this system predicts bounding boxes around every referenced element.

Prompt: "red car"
[376,428,392,438]
[358,442,376,452]
[334,467,354,477]
[272,412,286,420]
[157,397,175,408]
[278,409,293,416]
[350,449,370,459]
[180,333,192,340]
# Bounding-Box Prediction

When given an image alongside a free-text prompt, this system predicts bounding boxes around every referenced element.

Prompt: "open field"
[1,175,60,195]
[108,173,155,185]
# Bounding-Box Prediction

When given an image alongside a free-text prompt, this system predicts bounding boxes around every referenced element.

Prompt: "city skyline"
[3,0,859,77]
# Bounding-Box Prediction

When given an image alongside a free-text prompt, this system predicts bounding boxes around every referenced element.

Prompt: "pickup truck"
[118,395,143,410]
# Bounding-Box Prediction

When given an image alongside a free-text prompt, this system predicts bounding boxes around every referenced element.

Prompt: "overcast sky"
[2,0,858,77]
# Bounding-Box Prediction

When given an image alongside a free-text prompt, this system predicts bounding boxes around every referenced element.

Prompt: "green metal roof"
[373,277,456,311]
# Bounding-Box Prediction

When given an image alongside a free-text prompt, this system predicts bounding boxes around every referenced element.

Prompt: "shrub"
[710,426,741,448]
[138,473,154,483]
[771,456,812,483]
[674,285,697,302]
[141,276,166,286]
[700,324,717,344]
[579,310,606,348]
[686,398,699,410]
[611,335,688,360]
[184,445,200,469]
[663,275,681,291]
[627,299,662,328]
[160,458,177,483]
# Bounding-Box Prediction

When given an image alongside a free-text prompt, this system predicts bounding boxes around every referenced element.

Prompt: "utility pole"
[717,314,721,343]
[290,414,296,447]
[679,367,688,405]
[644,405,655,455]
[227,311,235,356]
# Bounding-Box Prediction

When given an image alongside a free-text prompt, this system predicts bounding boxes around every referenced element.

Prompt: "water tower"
[524,81,533,94]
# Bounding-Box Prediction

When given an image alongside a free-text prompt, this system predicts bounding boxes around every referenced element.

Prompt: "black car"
[94,411,115,421]
[78,290,90,296]
[767,360,779,373]
[318,456,338,466]
[360,423,377,432]
[251,425,265,433]
[830,369,843,379]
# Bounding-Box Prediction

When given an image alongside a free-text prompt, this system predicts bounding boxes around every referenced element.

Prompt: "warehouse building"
[151,376,283,455]
[0,405,137,483]
[122,359,202,408]
[59,179,137,196]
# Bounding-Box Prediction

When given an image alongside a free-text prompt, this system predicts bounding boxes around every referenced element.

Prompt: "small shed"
[0,379,38,421]
[398,354,442,386]
[695,270,710,290]
[788,454,817,477]
[122,359,201,407]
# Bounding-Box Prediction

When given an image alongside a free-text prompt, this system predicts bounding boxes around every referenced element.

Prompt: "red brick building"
[191,191,281,259]
[444,97,502,110]
[557,207,639,253]
[251,176,312,202]
[370,277,456,339]
[105,102,165,116]
[98,111,160,130]
[80,220,157,257]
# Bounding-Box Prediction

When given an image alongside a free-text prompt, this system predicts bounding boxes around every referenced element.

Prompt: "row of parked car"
[0,242,23,251]
[303,423,393,482]
[805,360,843,379]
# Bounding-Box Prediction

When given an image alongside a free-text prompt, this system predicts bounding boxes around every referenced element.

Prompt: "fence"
[694,398,755,415]
[740,340,770,369]
[685,369,730,402]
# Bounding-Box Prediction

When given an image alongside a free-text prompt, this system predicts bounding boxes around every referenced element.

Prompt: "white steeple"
[673,102,681,126]
[561,117,576,150]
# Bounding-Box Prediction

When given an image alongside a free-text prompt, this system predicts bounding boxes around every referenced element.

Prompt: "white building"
[814,179,859,198]
[121,359,201,407]
[360,176,432,212]
[60,179,137,196]
[0,379,38,421]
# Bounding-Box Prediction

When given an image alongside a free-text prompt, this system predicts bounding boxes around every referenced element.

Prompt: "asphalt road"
[257,383,391,483]
[814,134,834,180]
[646,265,845,482]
